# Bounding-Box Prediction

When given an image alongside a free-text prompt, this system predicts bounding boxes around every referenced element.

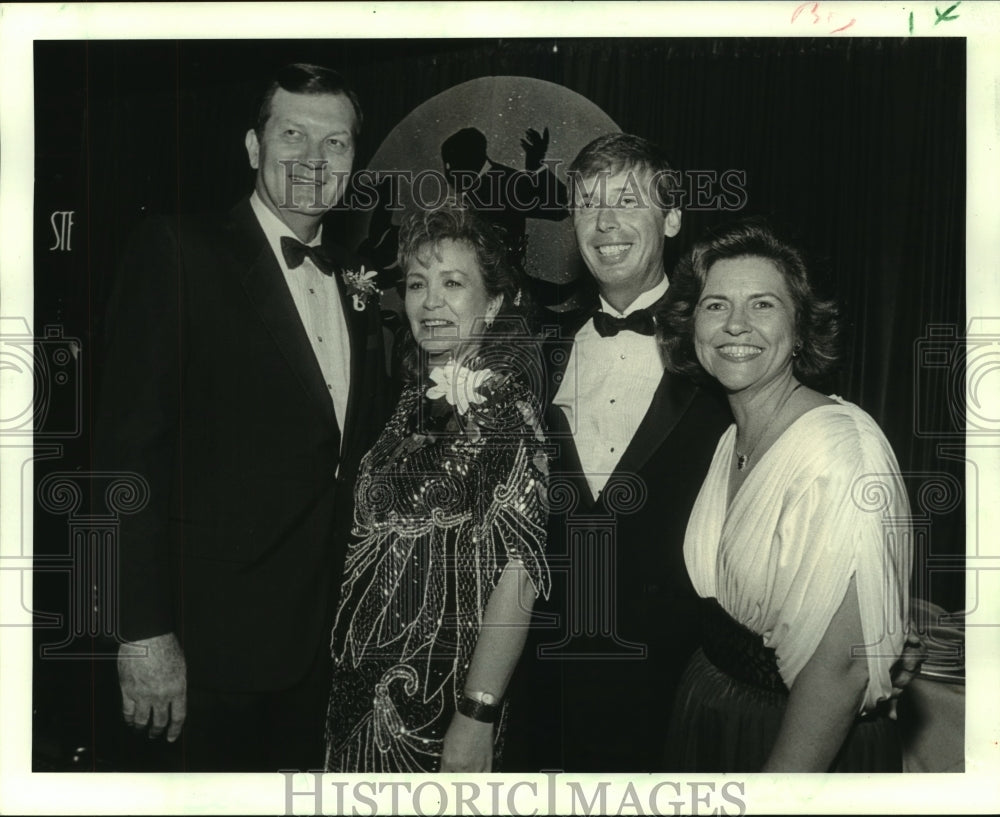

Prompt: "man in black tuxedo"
[506,133,731,772]
[96,64,389,771]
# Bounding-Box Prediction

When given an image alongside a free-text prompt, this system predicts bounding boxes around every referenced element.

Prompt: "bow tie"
[592,308,656,337]
[280,236,334,276]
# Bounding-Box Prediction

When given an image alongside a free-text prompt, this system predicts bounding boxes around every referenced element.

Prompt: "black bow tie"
[592,308,656,337]
[280,236,334,276]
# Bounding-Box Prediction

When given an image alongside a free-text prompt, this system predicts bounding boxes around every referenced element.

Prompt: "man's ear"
[245,129,260,170]
[663,208,682,238]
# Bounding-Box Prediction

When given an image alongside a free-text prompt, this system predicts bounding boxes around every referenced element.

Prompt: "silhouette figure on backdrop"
[358,126,572,307]
[441,126,568,271]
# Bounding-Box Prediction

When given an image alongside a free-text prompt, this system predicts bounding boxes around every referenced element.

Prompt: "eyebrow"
[275,118,352,137]
[698,291,785,302]
[405,268,470,278]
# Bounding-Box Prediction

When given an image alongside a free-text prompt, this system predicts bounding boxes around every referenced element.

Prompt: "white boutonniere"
[426,363,494,417]
[342,266,381,312]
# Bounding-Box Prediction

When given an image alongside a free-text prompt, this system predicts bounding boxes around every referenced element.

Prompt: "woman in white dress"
[658,219,912,772]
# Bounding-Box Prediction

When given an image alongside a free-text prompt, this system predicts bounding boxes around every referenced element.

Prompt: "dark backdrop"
[31,37,965,771]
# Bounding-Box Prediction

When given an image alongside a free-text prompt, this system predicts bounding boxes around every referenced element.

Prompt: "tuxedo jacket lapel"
[226,200,340,430]
[603,287,697,483]
[544,307,600,512]
[546,399,595,513]
[323,240,375,453]
[543,323,577,411]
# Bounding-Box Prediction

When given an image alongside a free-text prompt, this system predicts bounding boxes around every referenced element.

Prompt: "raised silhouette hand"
[521,127,550,172]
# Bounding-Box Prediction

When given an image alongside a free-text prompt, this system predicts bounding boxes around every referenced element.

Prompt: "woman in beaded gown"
[658,219,912,772]
[324,205,550,773]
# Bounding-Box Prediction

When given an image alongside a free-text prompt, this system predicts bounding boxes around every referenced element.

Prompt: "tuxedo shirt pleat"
[552,277,668,500]
[250,192,351,435]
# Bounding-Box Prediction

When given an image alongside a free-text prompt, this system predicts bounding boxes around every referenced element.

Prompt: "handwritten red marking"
[791,2,820,24]
[791,2,856,33]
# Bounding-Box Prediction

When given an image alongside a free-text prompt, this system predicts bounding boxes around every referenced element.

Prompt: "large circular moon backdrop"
[343,76,620,310]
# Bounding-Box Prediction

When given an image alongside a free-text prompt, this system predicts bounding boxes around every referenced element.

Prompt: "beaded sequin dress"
[324,367,550,773]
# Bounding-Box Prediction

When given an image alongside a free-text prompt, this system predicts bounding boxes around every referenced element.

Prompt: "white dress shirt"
[250,192,352,434]
[553,277,667,500]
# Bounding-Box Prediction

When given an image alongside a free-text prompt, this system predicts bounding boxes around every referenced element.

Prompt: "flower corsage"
[342,266,381,311]
[414,361,499,442]
[426,363,495,417]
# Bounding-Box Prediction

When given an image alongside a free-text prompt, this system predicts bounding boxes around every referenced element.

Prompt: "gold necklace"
[735,382,803,472]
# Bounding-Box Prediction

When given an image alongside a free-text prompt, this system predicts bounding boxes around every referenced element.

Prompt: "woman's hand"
[440,712,494,772]
[887,633,927,719]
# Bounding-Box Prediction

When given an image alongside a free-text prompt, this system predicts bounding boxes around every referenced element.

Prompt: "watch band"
[457,693,501,723]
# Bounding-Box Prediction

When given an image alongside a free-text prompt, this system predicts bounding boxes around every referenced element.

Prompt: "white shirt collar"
[598,275,669,318]
[249,190,323,258]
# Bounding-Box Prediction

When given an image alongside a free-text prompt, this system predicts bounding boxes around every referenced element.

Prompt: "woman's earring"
[792,342,802,358]
[484,296,502,328]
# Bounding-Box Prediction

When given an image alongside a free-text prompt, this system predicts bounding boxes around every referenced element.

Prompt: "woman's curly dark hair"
[395,205,541,385]
[658,217,842,385]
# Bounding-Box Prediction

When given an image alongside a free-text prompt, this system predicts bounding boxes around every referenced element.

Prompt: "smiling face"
[245,88,357,239]
[694,255,798,395]
[404,238,499,364]
[572,166,681,311]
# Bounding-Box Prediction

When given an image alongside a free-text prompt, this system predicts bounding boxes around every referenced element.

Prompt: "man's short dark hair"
[254,63,363,138]
[568,132,681,211]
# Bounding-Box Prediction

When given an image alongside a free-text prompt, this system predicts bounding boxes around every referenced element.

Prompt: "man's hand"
[521,127,550,172]
[440,713,494,772]
[888,632,927,719]
[118,632,187,742]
